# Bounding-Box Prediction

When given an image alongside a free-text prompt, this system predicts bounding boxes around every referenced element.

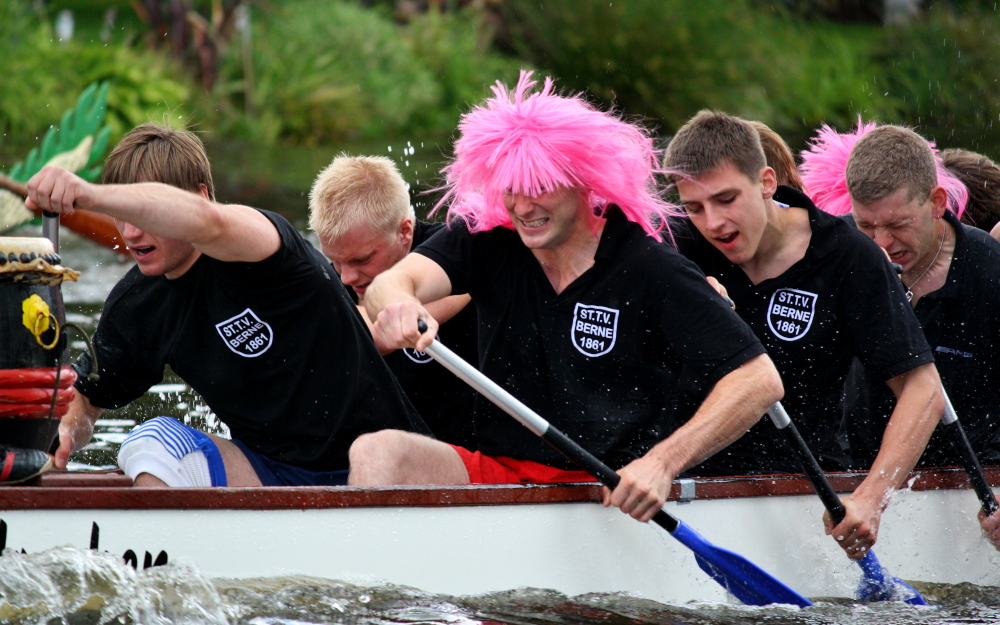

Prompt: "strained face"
[852,187,939,274]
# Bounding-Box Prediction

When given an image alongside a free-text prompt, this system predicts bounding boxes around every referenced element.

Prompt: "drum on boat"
[0,237,80,452]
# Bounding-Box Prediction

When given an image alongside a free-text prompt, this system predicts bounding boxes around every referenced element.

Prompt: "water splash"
[0,547,227,624]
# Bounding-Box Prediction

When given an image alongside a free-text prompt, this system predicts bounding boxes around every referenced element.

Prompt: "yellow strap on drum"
[21,294,60,350]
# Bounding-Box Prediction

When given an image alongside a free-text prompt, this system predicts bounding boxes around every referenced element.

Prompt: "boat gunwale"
[0,466,996,511]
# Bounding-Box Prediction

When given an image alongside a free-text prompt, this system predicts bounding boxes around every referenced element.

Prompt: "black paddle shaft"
[415,320,680,532]
[779,420,846,524]
[943,419,1000,516]
[544,427,680,532]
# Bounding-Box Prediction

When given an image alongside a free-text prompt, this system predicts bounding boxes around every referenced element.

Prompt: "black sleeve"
[72,281,166,409]
[665,216,705,260]
[655,255,767,393]
[210,210,326,292]
[840,231,933,381]
[412,222,478,296]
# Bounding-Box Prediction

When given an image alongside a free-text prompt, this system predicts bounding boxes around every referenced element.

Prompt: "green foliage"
[501,0,786,132]
[401,8,523,131]
[211,0,522,145]
[213,0,440,144]
[872,7,1000,146]
[0,0,191,150]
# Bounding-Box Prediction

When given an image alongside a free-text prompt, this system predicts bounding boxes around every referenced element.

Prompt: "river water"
[4,143,1000,623]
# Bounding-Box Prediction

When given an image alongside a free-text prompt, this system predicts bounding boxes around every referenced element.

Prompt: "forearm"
[645,353,783,475]
[92,183,225,243]
[366,270,423,321]
[855,363,942,511]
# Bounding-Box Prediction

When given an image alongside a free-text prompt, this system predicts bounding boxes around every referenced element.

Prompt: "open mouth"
[520,217,549,228]
[132,246,155,258]
[716,232,738,245]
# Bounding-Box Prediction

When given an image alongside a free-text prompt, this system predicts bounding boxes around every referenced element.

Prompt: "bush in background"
[210,0,520,145]
[873,6,1000,149]
[0,0,191,151]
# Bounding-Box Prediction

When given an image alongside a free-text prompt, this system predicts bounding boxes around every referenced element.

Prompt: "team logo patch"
[215,308,274,358]
[766,289,817,341]
[404,346,434,364]
[571,303,619,357]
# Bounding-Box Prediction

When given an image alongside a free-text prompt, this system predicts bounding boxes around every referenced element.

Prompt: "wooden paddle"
[766,403,926,604]
[417,321,811,607]
[0,173,128,256]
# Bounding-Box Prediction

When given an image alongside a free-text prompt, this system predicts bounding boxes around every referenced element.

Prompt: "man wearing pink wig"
[663,111,943,560]
[350,72,784,523]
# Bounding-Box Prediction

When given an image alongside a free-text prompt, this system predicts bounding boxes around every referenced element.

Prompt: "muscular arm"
[605,353,784,521]
[365,253,455,352]
[26,166,280,263]
[361,294,472,355]
[827,362,942,559]
[53,391,105,469]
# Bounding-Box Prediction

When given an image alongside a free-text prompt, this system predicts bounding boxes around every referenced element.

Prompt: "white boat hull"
[2,471,998,604]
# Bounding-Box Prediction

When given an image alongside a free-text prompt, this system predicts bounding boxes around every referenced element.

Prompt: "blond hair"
[846,125,937,205]
[664,110,766,181]
[103,123,215,200]
[309,154,412,241]
[749,120,804,191]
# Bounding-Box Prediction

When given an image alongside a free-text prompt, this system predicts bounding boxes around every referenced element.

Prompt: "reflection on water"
[2,547,1000,625]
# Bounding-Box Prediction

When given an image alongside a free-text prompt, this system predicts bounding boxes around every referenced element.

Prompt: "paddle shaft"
[940,391,999,516]
[0,173,128,256]
[419,330,679,532]
[766,403,845,523]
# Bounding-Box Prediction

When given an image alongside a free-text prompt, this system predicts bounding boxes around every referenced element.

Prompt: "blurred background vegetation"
[3,0,1000,220]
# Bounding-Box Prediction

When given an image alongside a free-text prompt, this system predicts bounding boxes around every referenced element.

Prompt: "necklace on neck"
[905,223,946,302]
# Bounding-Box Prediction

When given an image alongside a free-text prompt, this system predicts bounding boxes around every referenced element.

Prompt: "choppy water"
[2,547,1000,625]
[5,219,1000,625]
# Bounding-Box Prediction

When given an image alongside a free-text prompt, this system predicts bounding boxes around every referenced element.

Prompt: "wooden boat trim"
[2,466,996,510]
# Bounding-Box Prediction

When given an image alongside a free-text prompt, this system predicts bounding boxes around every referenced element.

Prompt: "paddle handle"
[767,403,846,524]
[418,321,680,533]
[940,391,999,516]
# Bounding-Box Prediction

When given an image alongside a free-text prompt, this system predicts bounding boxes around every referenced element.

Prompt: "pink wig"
[800,119,967,218]
[435,71,680,240]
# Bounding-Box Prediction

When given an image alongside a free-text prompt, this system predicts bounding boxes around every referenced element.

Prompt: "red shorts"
[451,445,597,484]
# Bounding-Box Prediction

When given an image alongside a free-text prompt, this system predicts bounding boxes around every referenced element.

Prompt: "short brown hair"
[846,125,936,205]
[102,123,215,200]
[749,121,804,191]
[663,110,766,181]
[941,148,1000,231]
[309,154,412,241]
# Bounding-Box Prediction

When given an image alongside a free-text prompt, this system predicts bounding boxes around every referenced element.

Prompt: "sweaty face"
[320,221,412,303]
[502,187,591,251]
[675,162,771,266]
[852,186,940,273]
[115,219,200,279]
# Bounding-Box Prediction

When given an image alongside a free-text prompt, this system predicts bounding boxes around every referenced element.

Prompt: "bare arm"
[827,362,942,559]
[605,353,784,521]
[362,294,472,355]
[25,166,280,263]
[365,253,454,353]
[53,391,104,469]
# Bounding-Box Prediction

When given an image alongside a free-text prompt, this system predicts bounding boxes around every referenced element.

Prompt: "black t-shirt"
[414,206,765,471]
[74,210,428,472]
[381,221,478,450]
[674,186,933,475]
[845,209,1000,467]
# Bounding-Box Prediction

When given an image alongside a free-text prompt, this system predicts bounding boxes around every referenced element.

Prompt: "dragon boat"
[0,467,996,604]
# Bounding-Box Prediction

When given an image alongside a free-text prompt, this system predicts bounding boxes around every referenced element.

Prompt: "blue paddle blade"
[856,550,927,605]
[670,520,812,607]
